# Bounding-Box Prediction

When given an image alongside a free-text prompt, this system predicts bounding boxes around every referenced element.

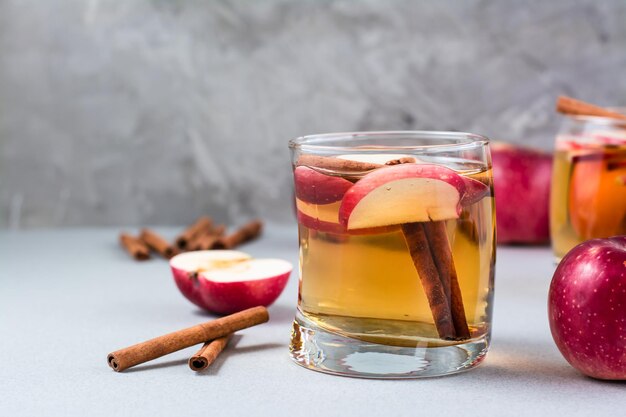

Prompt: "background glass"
[550,114,626,261]
[288,131,496,378]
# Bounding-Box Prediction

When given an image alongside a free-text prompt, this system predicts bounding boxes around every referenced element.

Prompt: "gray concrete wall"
[1,0,625,228]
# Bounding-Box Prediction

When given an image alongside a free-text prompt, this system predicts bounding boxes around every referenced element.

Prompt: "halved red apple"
[294,166,353,205]
[170,250,292,315]
[339,164,488,230]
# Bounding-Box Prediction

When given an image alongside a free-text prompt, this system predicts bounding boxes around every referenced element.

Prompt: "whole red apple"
[491,142,552,244]
[548,236,626,380]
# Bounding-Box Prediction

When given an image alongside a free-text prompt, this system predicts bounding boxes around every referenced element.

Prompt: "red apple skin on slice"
[172,267,206,310]
[460,176,490,206]
[294,166,354,204]
[339,164,468,230]
[198,262,291,315]
[296,209,346,234]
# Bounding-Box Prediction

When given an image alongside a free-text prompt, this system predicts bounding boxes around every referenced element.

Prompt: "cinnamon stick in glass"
[214,220,263,249]
[297,154,382,172]
[385,156,416,165]
[140,228,176,259]
[423,221,470,339]
[107,306,268,372]
[401,223,456,340]
[176,216,213,249]
[188,334,232,372]
[119,233,151,260]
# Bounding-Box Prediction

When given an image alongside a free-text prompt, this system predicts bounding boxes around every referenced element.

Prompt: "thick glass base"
[289,310,489,379]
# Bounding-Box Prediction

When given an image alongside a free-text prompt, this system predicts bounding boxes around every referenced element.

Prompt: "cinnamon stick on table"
[175,216,213,249]
[188,334,232,372]
[119,233,151,261]
[214,220,263,249]
[556,96,626,120]
[188,225,226,251]
[140,228,177,259]
[107,306,268,372]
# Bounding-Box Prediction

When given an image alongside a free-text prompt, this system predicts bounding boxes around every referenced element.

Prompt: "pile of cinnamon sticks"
[107,306,268,372]
[119,216,263,261]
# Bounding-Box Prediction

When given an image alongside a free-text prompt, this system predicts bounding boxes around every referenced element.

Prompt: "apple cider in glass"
[550,115,626,261]
[288,132,495,378]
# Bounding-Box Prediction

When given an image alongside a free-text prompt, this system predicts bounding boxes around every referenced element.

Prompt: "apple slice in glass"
[339,164,488,230]
[294,166,353,205]
[170,250,292,315]
[296,198,345,234]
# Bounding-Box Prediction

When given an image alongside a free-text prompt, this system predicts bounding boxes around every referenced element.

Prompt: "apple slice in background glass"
[170,250,292,315]
[568,148,626,239]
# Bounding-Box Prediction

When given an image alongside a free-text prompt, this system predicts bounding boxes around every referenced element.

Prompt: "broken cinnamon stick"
[556,96,626,120]
[119,233,151,261]
[107,306,268,372]
[140,228,176,259]
[212,224,226,237]
[423,221,470,339]
[188,334,232,372]
[401,223,456,340]
[214,220,263,249]
[176,216,213,249]
[297,154,382,172]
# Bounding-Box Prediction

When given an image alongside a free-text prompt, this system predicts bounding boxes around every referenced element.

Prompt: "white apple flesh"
[548,236,626,380]
[170,250,292,315]
[339,164,488,229]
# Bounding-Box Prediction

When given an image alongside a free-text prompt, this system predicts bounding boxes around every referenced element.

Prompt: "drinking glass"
[550,114,626,261]
[288,131,496,378]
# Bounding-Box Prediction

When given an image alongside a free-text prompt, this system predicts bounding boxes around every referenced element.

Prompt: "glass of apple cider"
[288,131,495,378]
[551,114,626,261]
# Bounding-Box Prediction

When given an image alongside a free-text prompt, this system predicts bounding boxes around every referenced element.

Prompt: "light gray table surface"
[1,224,624,417]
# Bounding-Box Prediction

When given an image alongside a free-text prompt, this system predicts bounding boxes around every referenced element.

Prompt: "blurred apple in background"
[491,142,553,244]
[548,236,626,380]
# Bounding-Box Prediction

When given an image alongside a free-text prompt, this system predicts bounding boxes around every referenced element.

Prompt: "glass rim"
[289,130,490,153]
